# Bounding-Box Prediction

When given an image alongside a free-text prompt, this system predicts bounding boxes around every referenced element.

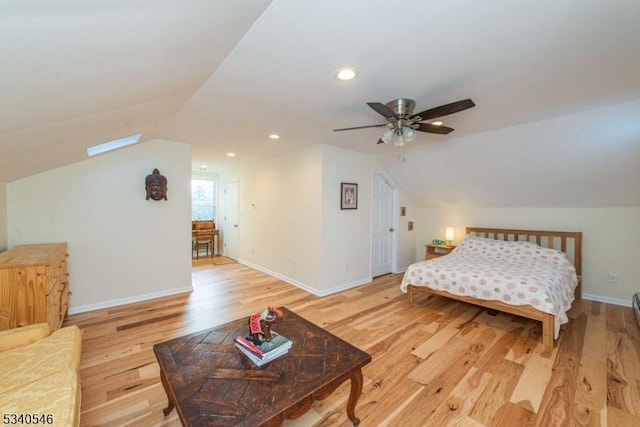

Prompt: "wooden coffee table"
[153,307,371,426]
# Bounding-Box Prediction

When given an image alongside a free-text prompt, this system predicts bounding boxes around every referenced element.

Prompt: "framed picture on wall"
[341,183,358,210]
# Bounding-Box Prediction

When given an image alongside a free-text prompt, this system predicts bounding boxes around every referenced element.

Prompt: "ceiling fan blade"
[367,102,396,118]
[415,123,455,134]
[376,138,386,145]
[411,98,475,121]
[333,123,388,131]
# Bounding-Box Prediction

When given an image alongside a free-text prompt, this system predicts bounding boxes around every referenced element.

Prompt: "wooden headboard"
[466,227,583,296]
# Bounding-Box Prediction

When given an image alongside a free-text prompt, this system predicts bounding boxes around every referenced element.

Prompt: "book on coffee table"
[235,343,289,367]
[235,331,292,357]
[234,331,292,366]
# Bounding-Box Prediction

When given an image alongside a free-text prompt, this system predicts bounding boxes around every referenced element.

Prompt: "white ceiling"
[1,0,639,207]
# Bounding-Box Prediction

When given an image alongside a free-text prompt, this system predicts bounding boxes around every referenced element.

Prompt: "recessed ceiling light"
[268,134,280,139]
[226,152,236,157]
[86,133,141,157]
[431,121,443,126]
[335,67,357,81]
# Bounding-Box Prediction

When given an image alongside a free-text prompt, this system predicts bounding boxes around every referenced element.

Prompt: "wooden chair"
[192,235,212,259]
[192,220,215,259]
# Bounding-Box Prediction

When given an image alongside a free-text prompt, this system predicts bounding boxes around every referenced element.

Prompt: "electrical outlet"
[608,273,618,284]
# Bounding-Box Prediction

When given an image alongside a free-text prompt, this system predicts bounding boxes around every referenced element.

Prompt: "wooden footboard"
[407,227,582,348]
[407,285,557,347]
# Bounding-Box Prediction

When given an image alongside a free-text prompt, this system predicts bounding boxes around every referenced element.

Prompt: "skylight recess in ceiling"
[86,134,141,157]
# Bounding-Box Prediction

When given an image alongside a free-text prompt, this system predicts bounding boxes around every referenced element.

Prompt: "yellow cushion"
[44,326,82,368]
[0,368,80,427]
[0,325,81,393]
[0,323,51,352]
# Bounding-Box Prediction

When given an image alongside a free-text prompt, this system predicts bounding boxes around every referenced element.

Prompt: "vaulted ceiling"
[1,0,639,207]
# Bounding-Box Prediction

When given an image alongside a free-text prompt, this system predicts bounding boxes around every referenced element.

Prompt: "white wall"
[230,144,418,295]
[396,188,418,271]
[236,145,324,290]
[3,136,635,313]
[0,183,6,252]
[320,146,375,291]
[416,207,640,306]
[7,139,193,312]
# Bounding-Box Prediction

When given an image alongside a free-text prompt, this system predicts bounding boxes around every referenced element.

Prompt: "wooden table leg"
[159,369,175,416]
[346,368,364,426]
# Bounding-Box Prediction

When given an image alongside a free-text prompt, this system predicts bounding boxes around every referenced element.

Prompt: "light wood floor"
[65,258,640,426]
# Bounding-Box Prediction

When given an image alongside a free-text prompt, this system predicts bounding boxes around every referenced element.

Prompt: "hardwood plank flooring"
[65,258,640,426]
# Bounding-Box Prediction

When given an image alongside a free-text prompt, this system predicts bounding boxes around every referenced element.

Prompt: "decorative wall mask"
[145,168,168,201]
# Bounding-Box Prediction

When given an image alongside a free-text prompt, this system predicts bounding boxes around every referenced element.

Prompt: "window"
[192,179,216,220]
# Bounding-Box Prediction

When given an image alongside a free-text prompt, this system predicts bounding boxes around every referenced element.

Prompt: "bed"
[401,227,582,347]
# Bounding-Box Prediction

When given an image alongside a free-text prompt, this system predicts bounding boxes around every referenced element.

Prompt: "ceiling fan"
[333,98,475,146]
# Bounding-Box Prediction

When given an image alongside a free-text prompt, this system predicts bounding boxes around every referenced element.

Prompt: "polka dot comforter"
[400,235,579,338]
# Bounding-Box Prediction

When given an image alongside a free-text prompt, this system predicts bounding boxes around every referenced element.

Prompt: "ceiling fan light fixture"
[395,133,407,147]
[380,128,395,144]
[402,126,417,142]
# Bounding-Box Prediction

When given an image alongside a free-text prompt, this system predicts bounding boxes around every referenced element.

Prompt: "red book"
[234,335,265,356]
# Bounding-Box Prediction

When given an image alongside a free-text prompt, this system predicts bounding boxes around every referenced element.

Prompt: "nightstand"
[425,244,455,260]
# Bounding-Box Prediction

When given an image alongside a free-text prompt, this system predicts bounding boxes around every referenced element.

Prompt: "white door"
[222,180,239,260]
[372,173,395,277]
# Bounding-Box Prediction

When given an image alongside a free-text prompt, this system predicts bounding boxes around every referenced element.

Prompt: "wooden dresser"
[0,243,69,331]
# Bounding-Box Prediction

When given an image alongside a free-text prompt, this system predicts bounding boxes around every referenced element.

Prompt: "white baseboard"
[582,293,631,307]
[238,259,371,297]
[68,286,193,315]
[394,264,410,274]
[319,277,372,296]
